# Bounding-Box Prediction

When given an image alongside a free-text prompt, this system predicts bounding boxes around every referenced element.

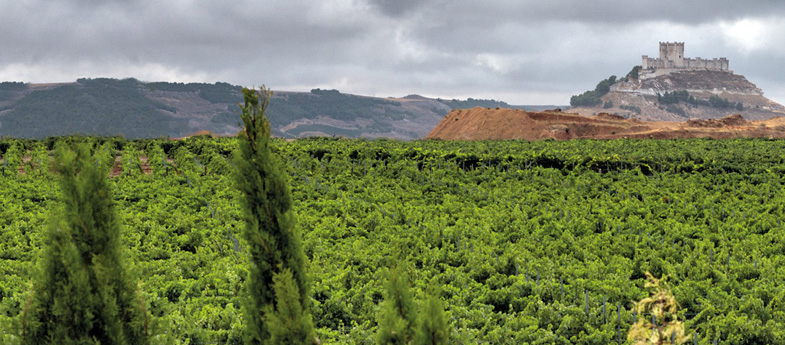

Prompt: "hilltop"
[0,78,552,139]
[426,107,785,140]
[569,70,785,122]
[568,42,785,121]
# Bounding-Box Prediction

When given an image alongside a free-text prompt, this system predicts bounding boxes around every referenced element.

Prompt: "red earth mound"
[426,107,785,140]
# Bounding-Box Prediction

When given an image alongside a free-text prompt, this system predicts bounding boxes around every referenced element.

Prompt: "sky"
[1,0,784,105]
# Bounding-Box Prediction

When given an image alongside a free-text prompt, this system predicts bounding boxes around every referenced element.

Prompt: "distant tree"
[709,95,732,108]
[659,91,690,105]
[627,65,641,80]
[594,78,612,95]
[603,100,614,109]
[735,102,744,111]
[570,75,618,107]
[233,86,312,344]
[18,143,149,344]
[570,91,603,107]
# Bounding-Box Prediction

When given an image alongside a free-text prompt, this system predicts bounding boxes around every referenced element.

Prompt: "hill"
[426,107,785,140]
[568,70,785,122]
[0,79,547,139]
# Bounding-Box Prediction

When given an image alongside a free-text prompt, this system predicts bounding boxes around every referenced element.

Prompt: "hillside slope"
[427,107,785,140]
[569,70,785,121]
[0,79,540,139]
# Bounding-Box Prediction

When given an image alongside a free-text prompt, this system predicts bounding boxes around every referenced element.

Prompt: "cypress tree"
[414,279,449,345]
[376,267,417,345]
[264,268,316,344]
[19,144,149,344]
[233,86,310,344]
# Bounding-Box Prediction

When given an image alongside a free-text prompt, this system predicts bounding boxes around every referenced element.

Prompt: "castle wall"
[641,42,729,74]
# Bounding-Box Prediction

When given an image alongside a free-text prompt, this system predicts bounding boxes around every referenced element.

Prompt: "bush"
[570,75,617,107]
[658,90,690,105]
[709,95,732,108]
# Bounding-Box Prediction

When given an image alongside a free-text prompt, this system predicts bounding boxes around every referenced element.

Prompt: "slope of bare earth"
[426,107,785,140]
[569,70,785,122]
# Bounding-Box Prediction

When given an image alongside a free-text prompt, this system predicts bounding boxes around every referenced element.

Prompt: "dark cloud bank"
[1,0,783,105]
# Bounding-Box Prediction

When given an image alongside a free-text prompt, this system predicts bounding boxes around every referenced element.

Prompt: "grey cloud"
[369,0,785,25]
[0,0,783,105]
[367,0,431,17]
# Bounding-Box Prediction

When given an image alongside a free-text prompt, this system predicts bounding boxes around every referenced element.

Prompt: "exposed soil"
[426,107,785,141]
[3,155,162,177]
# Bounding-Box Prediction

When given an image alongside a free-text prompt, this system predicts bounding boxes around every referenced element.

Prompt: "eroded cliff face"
[621,70,763,96]
[426,107,785,141]
[572,70,785,122]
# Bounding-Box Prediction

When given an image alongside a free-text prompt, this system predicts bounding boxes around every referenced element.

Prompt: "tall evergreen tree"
[415,279,449,345]
[265,268,316,344]
[19,144,149,344]
[233,86,310,344]
[376,267,417,345]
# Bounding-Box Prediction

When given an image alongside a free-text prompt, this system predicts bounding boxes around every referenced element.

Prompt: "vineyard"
[1,136,785,344]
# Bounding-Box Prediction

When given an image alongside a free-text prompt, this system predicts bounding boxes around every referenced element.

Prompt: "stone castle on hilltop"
[641,42,730,78]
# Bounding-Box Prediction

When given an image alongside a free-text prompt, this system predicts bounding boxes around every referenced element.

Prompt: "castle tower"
[659,42,685,68]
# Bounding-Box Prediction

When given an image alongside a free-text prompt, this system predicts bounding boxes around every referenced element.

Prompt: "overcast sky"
[1,0,784,105]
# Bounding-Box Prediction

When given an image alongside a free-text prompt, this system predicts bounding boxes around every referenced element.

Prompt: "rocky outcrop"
[572,70,785,122]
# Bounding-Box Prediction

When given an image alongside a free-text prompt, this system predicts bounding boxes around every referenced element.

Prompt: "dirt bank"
[426,107,785,140]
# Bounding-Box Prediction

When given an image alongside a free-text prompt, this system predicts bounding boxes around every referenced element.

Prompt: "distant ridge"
[0,78,558,139]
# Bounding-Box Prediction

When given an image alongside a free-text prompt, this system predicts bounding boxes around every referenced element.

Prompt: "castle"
[642,42,729,73]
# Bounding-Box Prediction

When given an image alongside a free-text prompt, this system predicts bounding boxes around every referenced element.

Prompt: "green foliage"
[570,75,617,107]
[3,137,785,343]
[603,101,614,109]
[658,91,739,112]
[415,279,449,345]
[627,66,641,81]
[121,143,144,177]
[376,267,417,345]
[147,81,241,104]
[0,81,26,91]
[657,90,691,105]
[438,98,513,110]
[1,140,23,175]
[267,89,406,127]
[17,143,149,344]
[708,95,732,109]
[234,86,310,344]
[570,91,603,107]
[265,268,317,345]
[0,82,26,102]
[1,79,184,139]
